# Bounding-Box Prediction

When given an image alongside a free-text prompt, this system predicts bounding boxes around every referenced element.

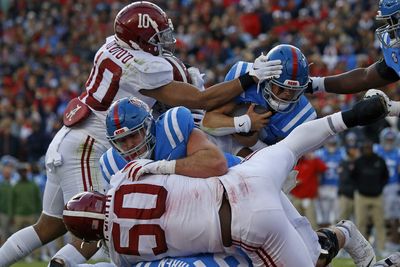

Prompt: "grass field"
[10,257,357,267]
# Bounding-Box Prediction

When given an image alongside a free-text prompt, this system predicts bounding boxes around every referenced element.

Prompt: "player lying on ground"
[62,93,397,267]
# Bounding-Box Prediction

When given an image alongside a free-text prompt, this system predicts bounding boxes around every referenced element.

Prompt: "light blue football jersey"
[374,144,400,185]
[382,33,400,77]
[100,106,241,182]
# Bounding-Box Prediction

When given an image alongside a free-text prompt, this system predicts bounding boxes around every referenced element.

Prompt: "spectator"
[0,117,20,159]
[12,163,41,229]
[0,158,15,244]
[315,135,346,227]
[25,120,51,163]
[374,128,400,252]
[11,162,42,261]
[337,143,359,221]
[290,152,327,229]
[352,140,388,254]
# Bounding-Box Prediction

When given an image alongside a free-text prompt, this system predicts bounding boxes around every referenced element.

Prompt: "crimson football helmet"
[63,191,106,242]
[114,1,176,55]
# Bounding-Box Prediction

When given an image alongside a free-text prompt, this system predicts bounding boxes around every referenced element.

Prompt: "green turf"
[10,257,357,267]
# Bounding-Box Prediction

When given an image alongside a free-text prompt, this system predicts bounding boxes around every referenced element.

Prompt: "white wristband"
[234,114,251,133]
[311,77,326,92]
[158,160,176,174]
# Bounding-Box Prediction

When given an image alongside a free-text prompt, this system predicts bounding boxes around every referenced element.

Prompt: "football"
[230,102,270,117]
[230,103,270,136]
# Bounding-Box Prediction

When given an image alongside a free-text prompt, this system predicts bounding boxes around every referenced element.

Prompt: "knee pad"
[342,95,388,128]
[316,228,339,266]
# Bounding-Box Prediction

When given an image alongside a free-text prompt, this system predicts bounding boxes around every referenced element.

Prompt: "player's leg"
[375,252,400,267]
[227,174,317,266]
[280,192,321,263]
[279,94,388,161]
[316,220,376,267]
[241,209,315,266]
[48,129,108,265]
[245,95,388,191]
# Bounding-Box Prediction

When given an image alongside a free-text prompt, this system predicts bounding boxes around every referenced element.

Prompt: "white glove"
[282,170,299,194]
[249,55,282,82]
[123,159,176,181]
[187,67,205,90]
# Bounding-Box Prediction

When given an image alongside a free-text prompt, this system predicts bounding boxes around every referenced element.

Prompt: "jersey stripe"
[170,108,184,143]
[100,149,120,181]
[80,136,90,191]
[165,57,188,83]
[281,102,313,132]
[99,155,112,183]
[234,62,244,78]
[303,110,317,123]
[85,137,94,190]
[163,109,177,148]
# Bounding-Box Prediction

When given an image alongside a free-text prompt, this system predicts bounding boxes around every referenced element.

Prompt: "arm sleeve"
[125,56,174,89]
[99,148,127,184]
[155,107,195,160]
[224,61,253,81]
[375,58,400,82]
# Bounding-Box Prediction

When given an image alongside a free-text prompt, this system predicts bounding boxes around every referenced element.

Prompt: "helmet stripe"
[290,47,298,80]
[113,102,122,130]
[63,210,105,220]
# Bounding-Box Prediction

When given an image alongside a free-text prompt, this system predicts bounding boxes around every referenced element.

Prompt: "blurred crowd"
[2,0,400,260]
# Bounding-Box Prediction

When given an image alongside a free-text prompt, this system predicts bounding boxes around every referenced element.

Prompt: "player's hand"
[246,103,272,131]
[249,55,282,82]
[123,159,176,181]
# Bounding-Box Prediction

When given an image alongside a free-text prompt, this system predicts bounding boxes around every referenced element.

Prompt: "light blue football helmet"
[379,127,398,151]
[262,44,309,113]
[106,97,155,160]
[376,0,400,48]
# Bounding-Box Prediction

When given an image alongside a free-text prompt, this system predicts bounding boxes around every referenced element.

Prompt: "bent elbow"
[209,157,228,176]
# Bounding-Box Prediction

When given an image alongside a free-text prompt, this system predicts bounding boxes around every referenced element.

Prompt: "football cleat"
[364,89,395,116]
[374,252,400,267]
[336,220,376,267]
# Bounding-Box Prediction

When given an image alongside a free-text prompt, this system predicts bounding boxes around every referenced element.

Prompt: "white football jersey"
[105,170,225,266]
[78,36,173,141]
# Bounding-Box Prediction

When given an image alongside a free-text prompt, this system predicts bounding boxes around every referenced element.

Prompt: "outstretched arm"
[325,63,391,94]
[141,79,245,111]
[312,59,399,94]
[281,95,388,161]
[141,57,283,110]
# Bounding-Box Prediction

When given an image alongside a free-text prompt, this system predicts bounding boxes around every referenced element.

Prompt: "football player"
[0,2,283,266]
[314,136,347,226]
[374,128,400,249]
[201,44,316,156]
[63,93,394,267]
